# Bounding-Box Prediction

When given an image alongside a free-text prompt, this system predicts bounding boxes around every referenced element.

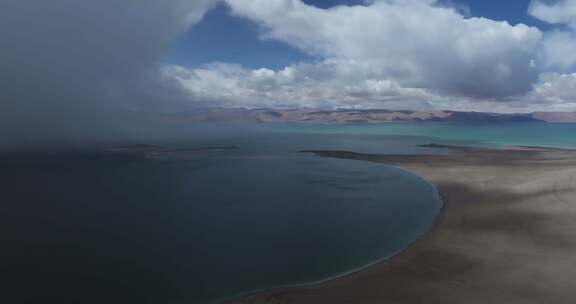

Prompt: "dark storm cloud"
[0,0,217,148]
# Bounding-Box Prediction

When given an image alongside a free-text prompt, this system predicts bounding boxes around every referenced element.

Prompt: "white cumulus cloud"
[164,59,442,110]
[529,0,576,29]
[224,0,543,98]
[530,0,576,72]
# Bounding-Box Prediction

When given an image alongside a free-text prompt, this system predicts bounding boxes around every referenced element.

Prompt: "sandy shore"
[227,145,576,304]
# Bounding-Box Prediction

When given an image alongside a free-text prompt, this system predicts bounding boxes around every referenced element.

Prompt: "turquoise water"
[268,122,576,148]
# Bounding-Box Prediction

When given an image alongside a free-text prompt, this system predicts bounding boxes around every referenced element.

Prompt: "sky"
[1,0,576,146]
[166,0,553,69]
[161,0,576,112]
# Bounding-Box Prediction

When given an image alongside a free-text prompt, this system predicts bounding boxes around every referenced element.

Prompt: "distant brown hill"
[532,111,576,123]
[158,108,576,124]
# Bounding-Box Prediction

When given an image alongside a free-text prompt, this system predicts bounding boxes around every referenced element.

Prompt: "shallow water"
[274,122,576,148]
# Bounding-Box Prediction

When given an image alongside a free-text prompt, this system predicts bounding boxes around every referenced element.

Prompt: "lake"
[4,122,574,304]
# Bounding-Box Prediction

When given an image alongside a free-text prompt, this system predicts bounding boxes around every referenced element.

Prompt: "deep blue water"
[8,122,573,304]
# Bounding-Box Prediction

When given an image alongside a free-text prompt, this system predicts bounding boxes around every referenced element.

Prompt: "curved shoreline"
[226,145,576,304]
[220,167,444,304]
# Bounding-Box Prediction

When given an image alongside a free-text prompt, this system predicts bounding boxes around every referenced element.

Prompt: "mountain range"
[157,108,576,124]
